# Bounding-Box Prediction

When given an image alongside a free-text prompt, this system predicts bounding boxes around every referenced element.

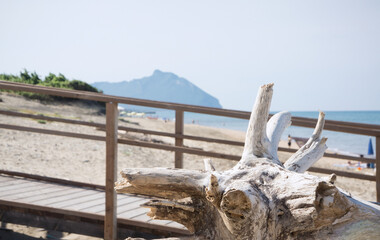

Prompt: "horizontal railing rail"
[0,81,379,239]
[0,109,375,164]
[1,80,380,135]
[0,122,375,182]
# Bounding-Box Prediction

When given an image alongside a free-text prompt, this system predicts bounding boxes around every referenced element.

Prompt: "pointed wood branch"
[204,158,216,172]
[242,83,273,158]
[266,111,292,162]
[115,168,207,199]
[284,112,327,173]
[241,83,280,165]
[321,173,337,184]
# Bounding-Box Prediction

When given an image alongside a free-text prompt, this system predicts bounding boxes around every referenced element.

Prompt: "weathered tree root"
[116,84,380,239]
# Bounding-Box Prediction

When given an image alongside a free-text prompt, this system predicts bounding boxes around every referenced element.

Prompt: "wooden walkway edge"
[0,174,190,239]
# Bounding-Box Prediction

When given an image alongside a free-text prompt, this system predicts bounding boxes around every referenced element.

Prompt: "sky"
[0,0,379,111]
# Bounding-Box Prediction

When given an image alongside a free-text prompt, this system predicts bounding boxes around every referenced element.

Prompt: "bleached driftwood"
[116,84,380,239]
[284,111,327,173]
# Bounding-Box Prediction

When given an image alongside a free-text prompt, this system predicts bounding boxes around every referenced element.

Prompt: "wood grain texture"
[285,112,327,173]
[115,84,380,239]
[0,175,188,236]
[105,102,118,240]
[175,110,184,168]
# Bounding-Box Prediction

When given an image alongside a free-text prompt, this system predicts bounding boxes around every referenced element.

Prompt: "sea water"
[283,111,379,156]
[125,105,379,156]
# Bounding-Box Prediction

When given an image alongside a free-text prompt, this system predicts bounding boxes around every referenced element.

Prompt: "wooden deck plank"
[81,196,148,216]
[0,175,190,235]
[52,192,105,209]
[82,194,143,214]
[115,199,148,215]
[0,182,50,195]
[117,195,146,206]
[0,175,39,183]
[119,207,149,220]
[128,212,150,221]
[85,199,146,217]
[20,187,85,204]
[68,195,105,211]
[0,180,42,192]
[0,197,190,236]
[80,203,105,214]
[0,182,58,198]
[0,177,32,186]
[0,176,12,183]
[4,185,67,201]
[38,189,101,207]
[67,193,132,211]
[115,194,134,204]
[117,194,129,200]
[0,175,42,183]
[0,180,47,194]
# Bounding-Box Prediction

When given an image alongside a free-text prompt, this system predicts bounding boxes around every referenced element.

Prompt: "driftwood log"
[116,84,380,239]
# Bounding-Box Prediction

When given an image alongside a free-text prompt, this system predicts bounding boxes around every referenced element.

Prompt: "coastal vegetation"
[0,69,102,103]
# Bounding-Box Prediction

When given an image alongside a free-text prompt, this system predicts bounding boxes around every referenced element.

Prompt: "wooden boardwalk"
[0,174,190,237]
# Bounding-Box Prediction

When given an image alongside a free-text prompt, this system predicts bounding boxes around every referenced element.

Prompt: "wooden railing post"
[175,110,184,168]
[376,137,380,202]
[105,102,118,240]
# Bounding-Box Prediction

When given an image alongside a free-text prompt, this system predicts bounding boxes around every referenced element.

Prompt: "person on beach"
[288,135,292,148]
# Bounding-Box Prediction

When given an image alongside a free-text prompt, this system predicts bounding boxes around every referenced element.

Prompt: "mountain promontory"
[92,70,222,108]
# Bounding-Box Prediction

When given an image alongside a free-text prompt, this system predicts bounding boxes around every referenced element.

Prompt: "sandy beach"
[0,92,377,238]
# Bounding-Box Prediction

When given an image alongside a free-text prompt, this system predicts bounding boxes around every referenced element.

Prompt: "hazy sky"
[1,1,379,111]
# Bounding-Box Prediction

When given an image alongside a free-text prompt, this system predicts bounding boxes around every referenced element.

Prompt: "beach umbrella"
[368,138,374,155]
[368,138,374,168]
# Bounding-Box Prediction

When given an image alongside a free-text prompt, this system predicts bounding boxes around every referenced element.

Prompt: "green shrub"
[0,70,103,105]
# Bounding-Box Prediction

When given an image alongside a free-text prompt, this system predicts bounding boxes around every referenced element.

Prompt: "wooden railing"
[0,80,379,239]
